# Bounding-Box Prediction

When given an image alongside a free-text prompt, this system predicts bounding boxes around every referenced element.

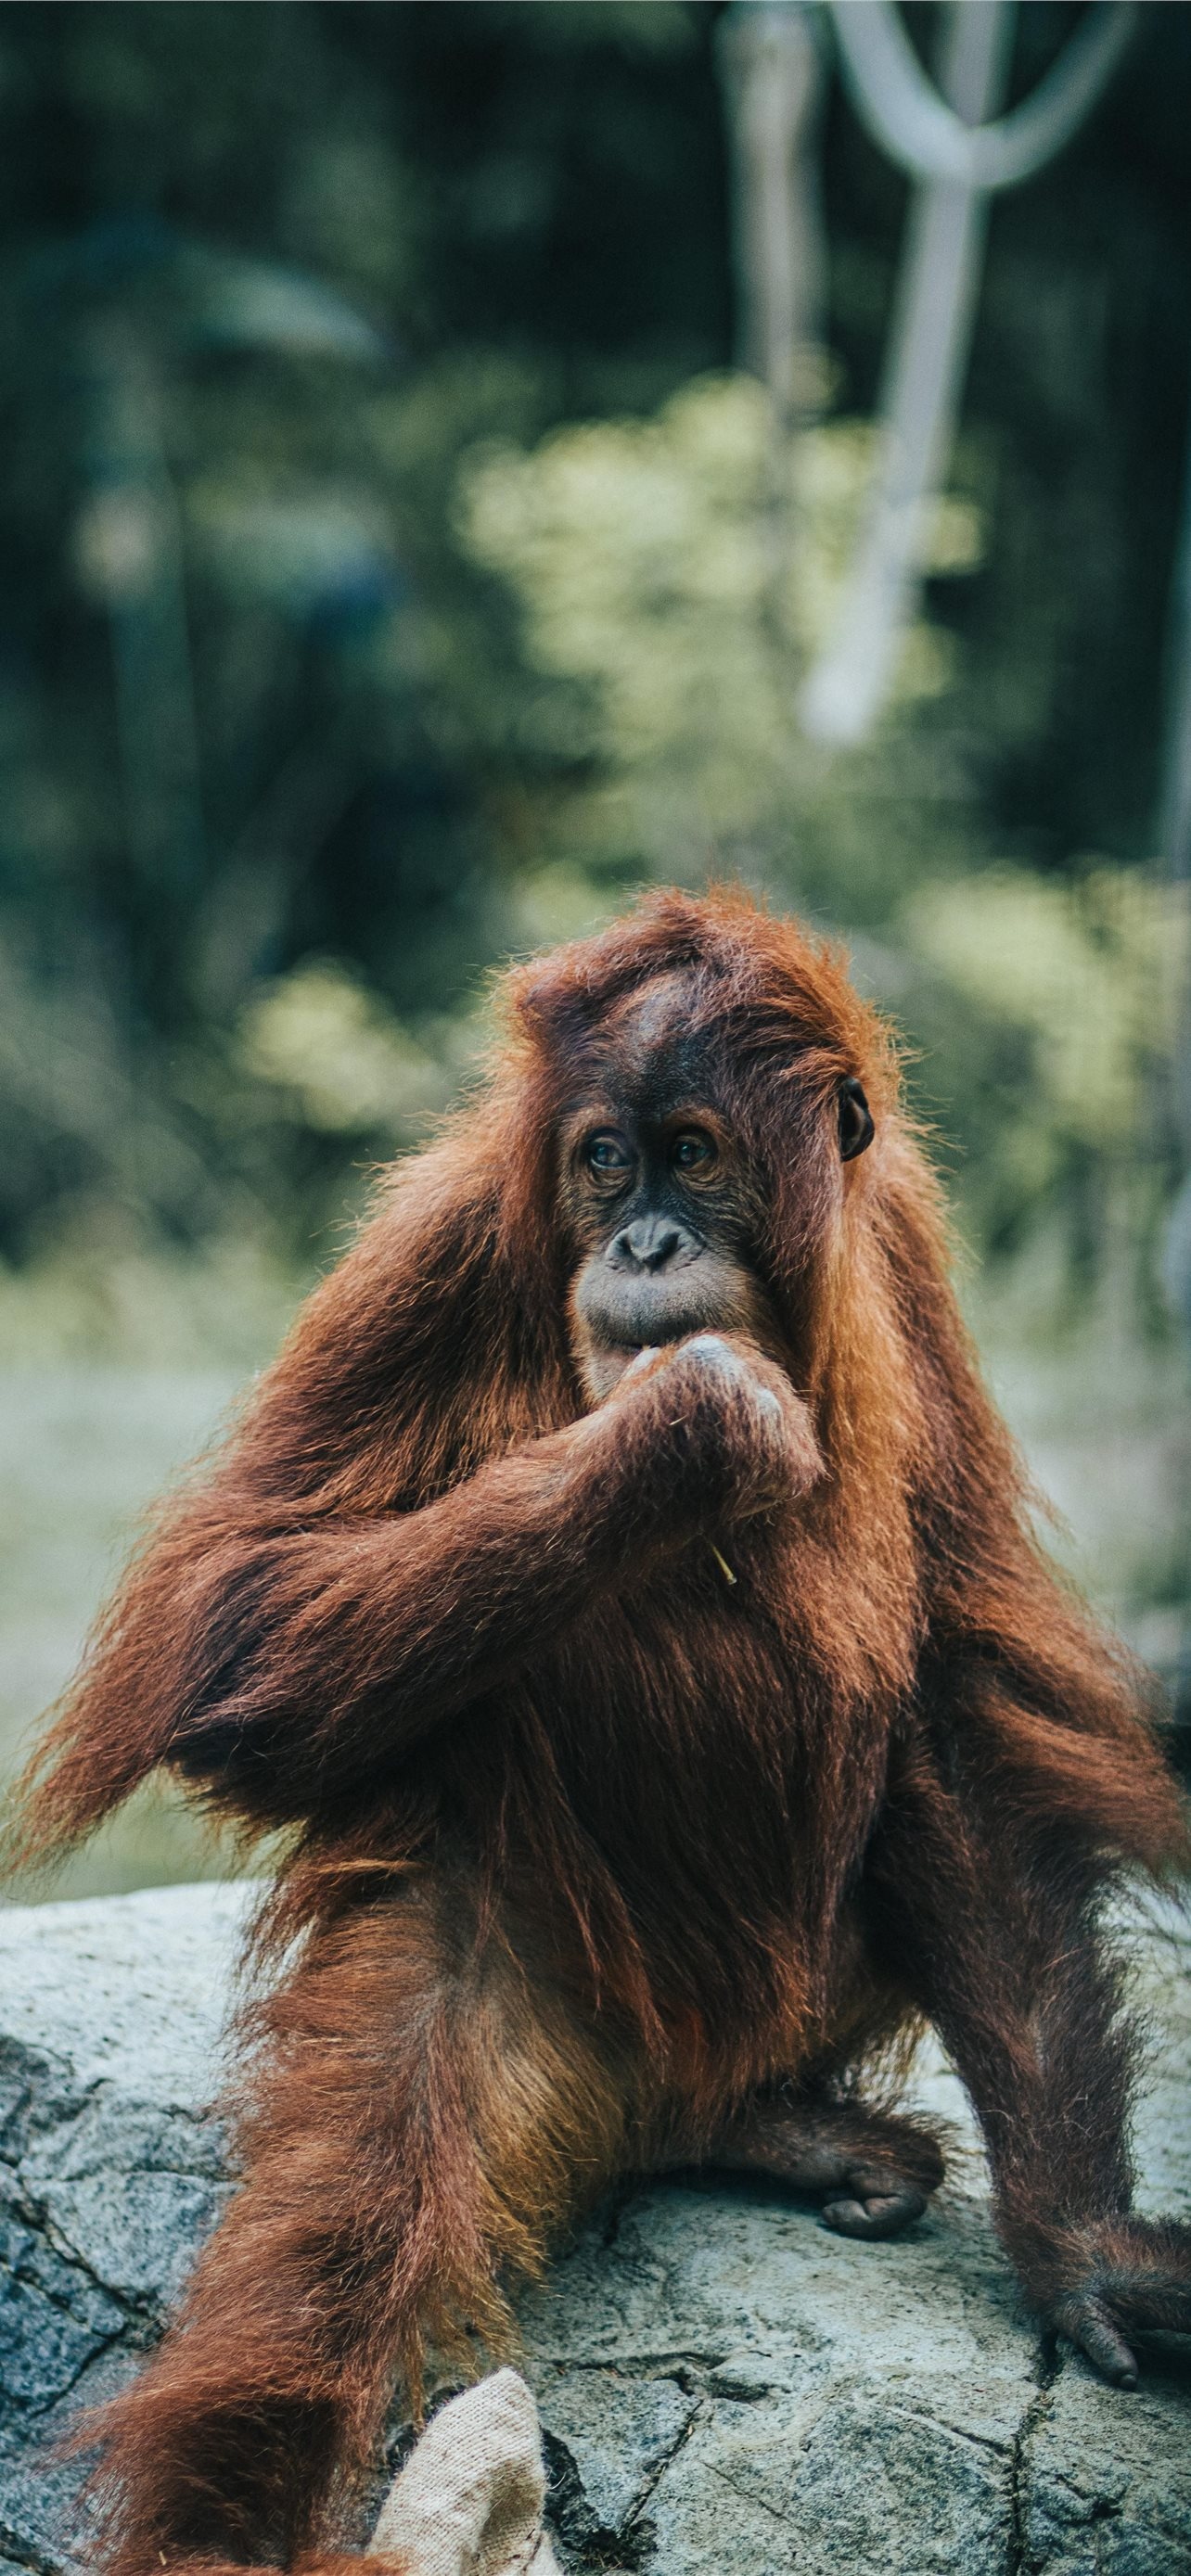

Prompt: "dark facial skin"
[562,979,876,1406]
[565,1111,778,1402]
[561,985,782,1404]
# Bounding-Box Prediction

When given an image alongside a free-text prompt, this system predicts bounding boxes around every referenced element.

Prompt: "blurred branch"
[828,0,1136,192]
[1159,384,1191,1340]
[78,322,204,899]
[800,0,1013,745]
[1159,400,1191,892]
[802,0,1138,747]
[716,0,828,622]
[716,1,826,435]
[192,724,365,1016]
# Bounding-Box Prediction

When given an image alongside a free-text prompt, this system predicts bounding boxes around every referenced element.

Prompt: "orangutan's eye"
[584,1129,634,1176]
[671,1129,717,1174]
[839,1078,875,1162]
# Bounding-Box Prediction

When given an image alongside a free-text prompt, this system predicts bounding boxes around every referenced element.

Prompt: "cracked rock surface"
[0,1883,1187,2574]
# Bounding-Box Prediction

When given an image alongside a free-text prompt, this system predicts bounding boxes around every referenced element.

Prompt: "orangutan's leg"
[693,2084,945,2239]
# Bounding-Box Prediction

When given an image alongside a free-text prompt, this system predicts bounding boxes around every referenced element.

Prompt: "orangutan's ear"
[838,1078,875,1162]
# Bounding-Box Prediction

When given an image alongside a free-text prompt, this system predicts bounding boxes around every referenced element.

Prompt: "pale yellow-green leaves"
[907,869,1187,1154]
[456,375,980,856]
[236,961,449,1135]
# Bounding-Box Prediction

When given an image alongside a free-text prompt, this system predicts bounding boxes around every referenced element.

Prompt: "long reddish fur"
[11,887,1186,2573]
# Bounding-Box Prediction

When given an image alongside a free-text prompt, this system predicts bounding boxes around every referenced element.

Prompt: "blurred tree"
[0,0,1186,1308]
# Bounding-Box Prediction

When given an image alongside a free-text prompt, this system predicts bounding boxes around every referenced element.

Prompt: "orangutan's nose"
[609,1216,690,1273]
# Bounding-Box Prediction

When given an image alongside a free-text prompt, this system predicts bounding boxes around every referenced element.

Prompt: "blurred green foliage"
[457,376,976,861]
[0,0,1188,1331]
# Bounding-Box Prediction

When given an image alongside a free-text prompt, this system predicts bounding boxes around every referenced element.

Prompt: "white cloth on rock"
[369,2368,562,2576]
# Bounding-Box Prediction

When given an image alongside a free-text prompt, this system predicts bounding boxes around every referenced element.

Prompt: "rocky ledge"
[0,1882,1187,2576]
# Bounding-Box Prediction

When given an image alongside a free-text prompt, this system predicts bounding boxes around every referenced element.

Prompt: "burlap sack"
[369,2369,562,2576]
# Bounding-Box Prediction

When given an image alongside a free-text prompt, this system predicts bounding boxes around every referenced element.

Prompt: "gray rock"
[0,1884,1186,2574]
[1019,2367,1191,2576]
